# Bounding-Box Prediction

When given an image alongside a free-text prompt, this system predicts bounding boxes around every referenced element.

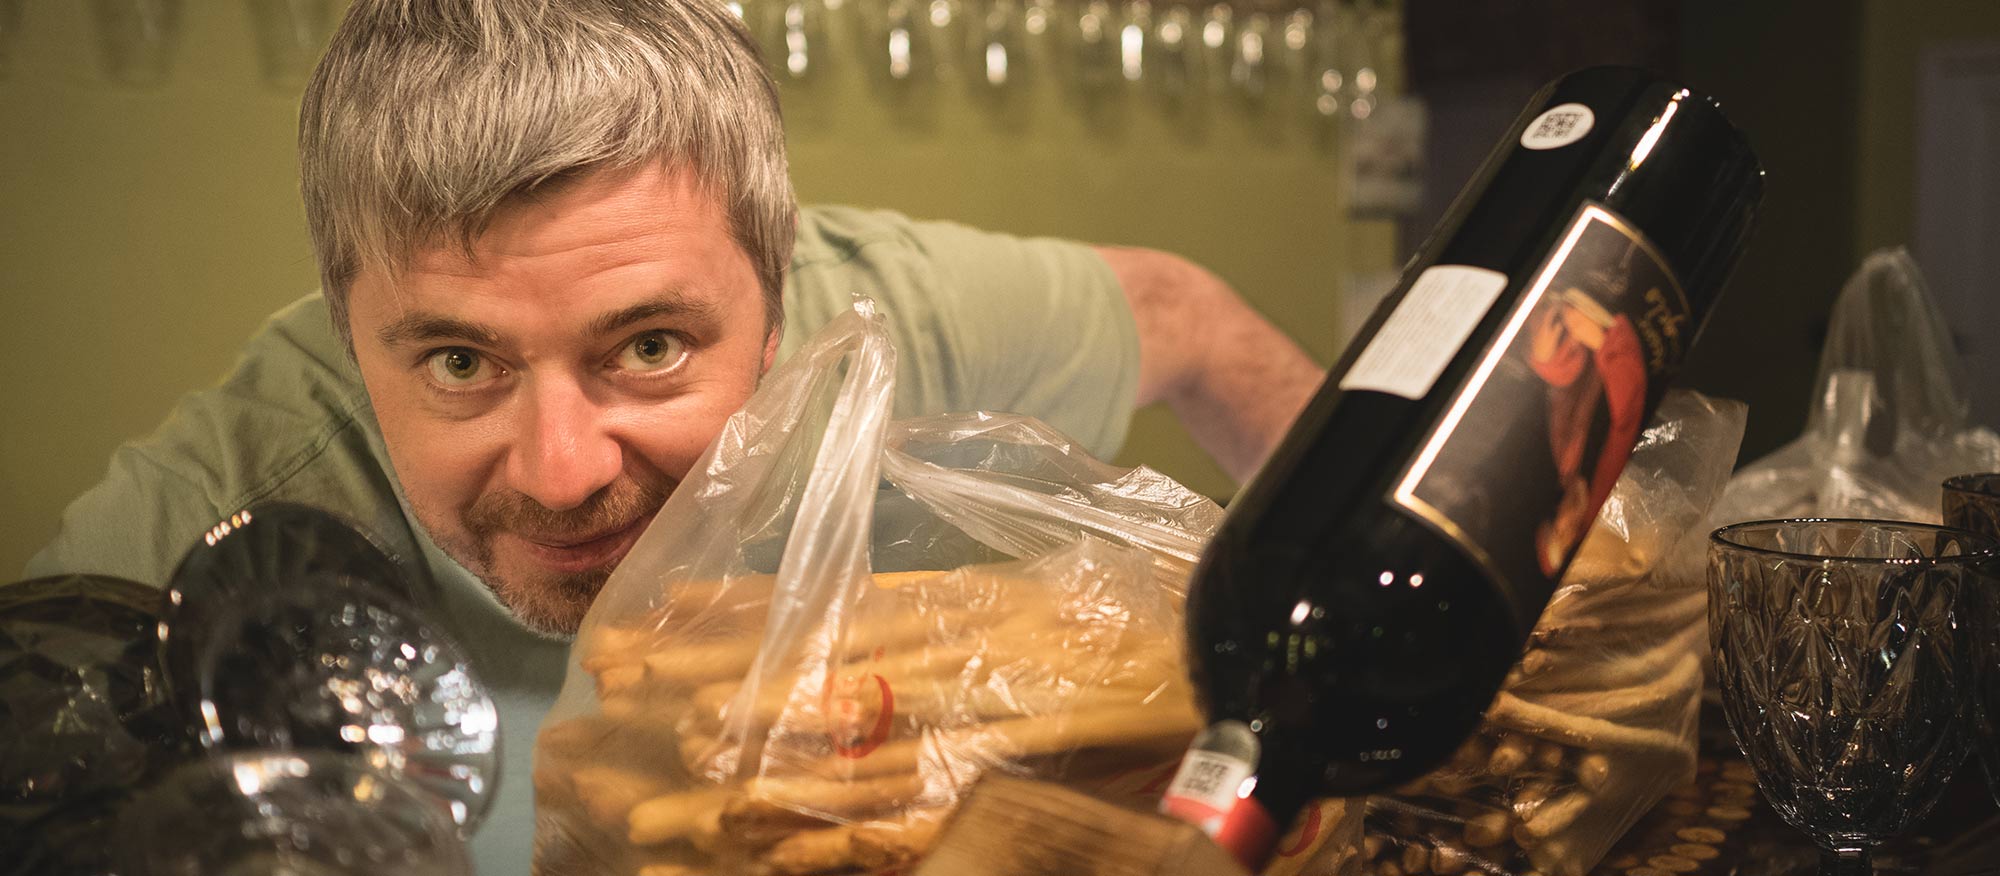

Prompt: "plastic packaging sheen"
[529,300,1344,876]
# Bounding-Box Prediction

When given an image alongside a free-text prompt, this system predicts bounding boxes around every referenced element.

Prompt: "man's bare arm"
[1094,246,1325,484]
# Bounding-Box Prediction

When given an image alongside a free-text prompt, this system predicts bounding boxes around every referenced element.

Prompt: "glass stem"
[1819,847,1871,876]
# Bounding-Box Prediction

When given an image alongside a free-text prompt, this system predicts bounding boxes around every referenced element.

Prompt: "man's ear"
[761,326,781,374]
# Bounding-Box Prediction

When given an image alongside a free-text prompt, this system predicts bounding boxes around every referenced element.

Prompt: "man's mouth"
[511,516,651,575]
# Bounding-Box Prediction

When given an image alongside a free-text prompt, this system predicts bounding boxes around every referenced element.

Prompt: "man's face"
[347,164,778,637]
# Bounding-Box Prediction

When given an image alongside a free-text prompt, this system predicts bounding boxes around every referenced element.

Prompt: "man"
[25,0,1322,867]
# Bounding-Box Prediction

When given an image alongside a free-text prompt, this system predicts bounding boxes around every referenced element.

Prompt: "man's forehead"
[418,164,724,266]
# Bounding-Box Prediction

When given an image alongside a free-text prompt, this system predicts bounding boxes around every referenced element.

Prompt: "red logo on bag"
[825,671,895,759]
[1274,803,1323,858]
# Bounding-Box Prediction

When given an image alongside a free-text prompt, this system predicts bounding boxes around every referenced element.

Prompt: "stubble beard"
[419,478,670,639]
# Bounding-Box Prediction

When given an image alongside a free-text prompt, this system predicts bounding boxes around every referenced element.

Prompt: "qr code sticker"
[1534,110,1584,140]
[1179,759,1232,797]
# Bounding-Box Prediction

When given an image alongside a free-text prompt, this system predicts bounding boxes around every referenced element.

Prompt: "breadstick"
[637,866,711,876]
[1487,734,1534,776]
[760,824,856,875]
[1431,844,1470,875]
[1510,779,1554,822]
[1574,752,1611,793]
[850,809,949,871]
[1519,655,1703,723]
[730,772,932,829]
[1486,692,1688,755]
[1522,790,1591,838]
[1462,812,1509,847]
[574,766,674,829]
[1400,842,1429,875]
[781,703,1200,782]
[628,788,733,846]
[1531,741,1567,772]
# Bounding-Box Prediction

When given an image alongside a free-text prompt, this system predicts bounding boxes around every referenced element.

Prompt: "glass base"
[1819,848,1871,876]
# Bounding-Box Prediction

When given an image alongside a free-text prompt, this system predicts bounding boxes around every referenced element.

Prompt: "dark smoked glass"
[1178,66,1763,864]
[160,502,501,835]
[1944,472,2000,807]
[1709,519,1993,875]
[0,574,193,875]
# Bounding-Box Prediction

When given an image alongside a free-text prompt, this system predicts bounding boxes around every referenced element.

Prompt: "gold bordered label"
[1392,202,1690,610]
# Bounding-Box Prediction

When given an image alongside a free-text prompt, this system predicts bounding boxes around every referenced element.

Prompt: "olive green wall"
[1855,0,2000,254]
[0,2,1392,577]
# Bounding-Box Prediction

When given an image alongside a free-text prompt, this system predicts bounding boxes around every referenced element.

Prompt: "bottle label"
[1391,202,1690,612]
[1340,265,1510,400]
[1160,749,1256,828]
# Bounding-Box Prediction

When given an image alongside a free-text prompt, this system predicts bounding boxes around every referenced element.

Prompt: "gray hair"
[300,0,795,345]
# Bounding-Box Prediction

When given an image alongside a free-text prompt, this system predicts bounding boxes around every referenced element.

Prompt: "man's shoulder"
[25,293,401,584]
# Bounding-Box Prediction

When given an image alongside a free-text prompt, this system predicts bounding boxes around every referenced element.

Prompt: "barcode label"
[1163,749,1254,813]
[1520,102,1595,150]
[1339,265,1510,399]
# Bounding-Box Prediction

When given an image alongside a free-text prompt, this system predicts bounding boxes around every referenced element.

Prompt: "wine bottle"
[1161,65,1764,868]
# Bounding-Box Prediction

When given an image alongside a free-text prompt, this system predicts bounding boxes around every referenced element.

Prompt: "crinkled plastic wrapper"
[1359,390,1748,876]
[1712,247,2000,524]
[533,300,1290,876]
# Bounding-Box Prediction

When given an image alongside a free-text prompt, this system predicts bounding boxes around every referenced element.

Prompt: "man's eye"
[424,348,496,386]
[617,331,689,373]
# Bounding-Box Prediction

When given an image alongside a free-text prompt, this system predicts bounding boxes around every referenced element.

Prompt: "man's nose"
[506,376,623,512]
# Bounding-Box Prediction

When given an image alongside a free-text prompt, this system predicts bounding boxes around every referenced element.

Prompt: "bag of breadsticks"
[1355,390,1747,876]
[532,298,1288,876]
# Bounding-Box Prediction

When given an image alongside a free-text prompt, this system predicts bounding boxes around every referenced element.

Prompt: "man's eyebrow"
[375,312,504,349]
[586,292,723,337]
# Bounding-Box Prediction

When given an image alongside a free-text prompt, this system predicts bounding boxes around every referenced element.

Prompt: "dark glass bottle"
[1163,66,1764,869]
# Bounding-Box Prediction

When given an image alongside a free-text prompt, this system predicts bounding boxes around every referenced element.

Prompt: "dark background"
[1400,0,1984,462]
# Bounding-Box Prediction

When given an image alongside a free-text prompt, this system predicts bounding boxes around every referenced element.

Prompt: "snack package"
[532,299,1328,876]
[1357,391,1749,876]
[1711,247,2000,524]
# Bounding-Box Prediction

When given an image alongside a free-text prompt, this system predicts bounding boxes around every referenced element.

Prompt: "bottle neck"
[1158,721,1308,871]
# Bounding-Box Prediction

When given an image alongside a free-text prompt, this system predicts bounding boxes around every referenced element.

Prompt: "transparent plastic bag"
[1359,390,1749,876]
[1712,247,2000,524]
[531,299,1253,876]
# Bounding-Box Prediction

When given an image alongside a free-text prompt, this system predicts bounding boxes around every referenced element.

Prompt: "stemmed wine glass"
[1,574,192,874]
[1709,518,1997,875]
[115,750,473,876]
[1944,473,2000,807]
[158,502,501,836]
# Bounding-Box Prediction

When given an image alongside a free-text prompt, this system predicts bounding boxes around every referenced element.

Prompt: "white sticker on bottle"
[1520,102,1595,150]
[1338,265,1509,400]
[1162,749,1255,824]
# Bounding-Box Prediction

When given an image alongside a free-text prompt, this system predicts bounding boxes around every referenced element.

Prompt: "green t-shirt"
[22,206,1140,872]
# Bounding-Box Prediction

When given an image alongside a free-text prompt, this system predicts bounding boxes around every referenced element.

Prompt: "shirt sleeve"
[23,444,226,584]
[20,295,421,588]
[881,217,1143,460]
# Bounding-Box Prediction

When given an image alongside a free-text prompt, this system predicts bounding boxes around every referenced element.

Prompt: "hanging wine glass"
[116,751,474,876]
[88,0,181,86]
[775,0,827,81]
[1278,4,1315,94]
[1,574,194,875]
[973,0,1026,91]
[1197,1,1232,95]
[922,0,963,81]
[881,0,929,82]
[1309,0,1344,120]
[1071,0,1119,92]
[1230,7,1271,105]
[0,0,28,78]
[1343,0,1381,121]
[1118,0,1150,84]
[159,502,500,837]
[1149,2,1196,104]
[245,0,336,88]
